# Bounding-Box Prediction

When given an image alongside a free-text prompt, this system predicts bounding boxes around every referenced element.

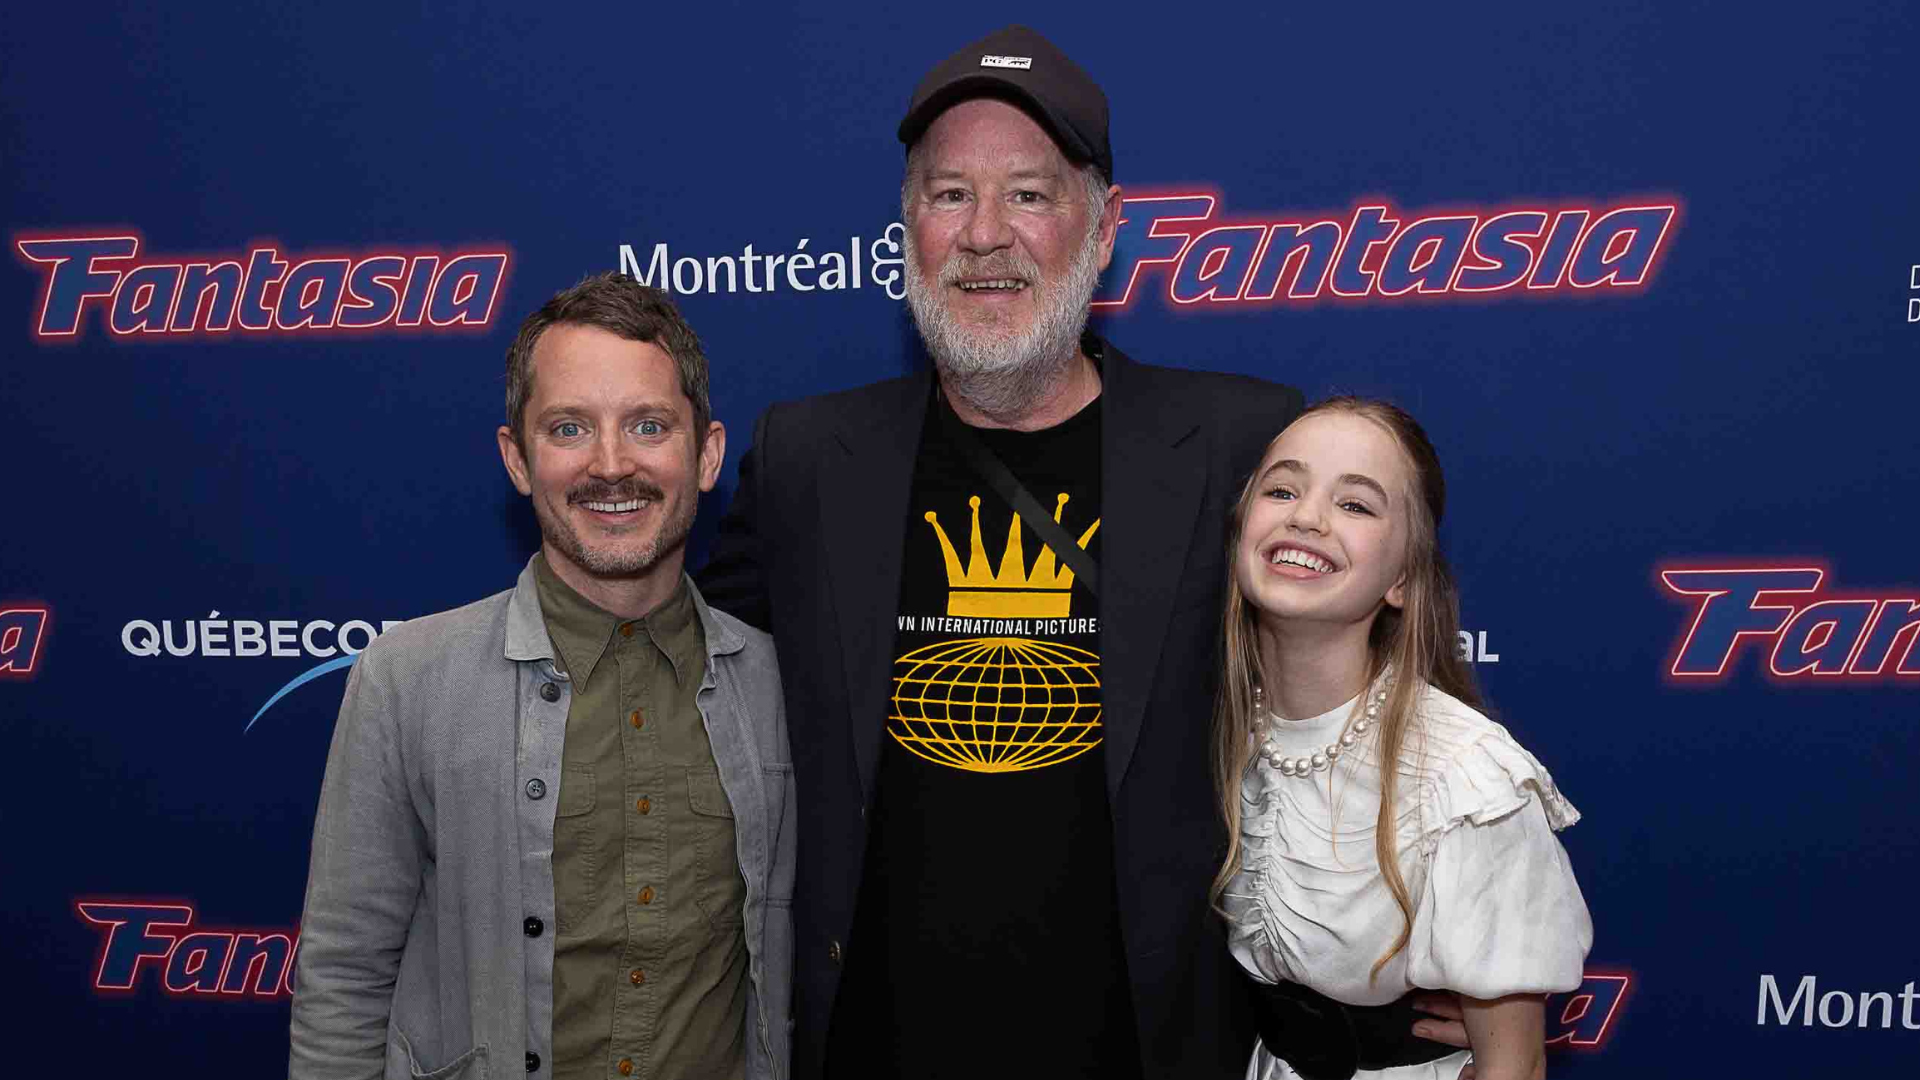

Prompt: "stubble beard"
[536,477,695,580]
[904,218,1104,422]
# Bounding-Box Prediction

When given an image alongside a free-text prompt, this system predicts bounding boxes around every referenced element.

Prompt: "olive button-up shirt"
[537,556,747,1080]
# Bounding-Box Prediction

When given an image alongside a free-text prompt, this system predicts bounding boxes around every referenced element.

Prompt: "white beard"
[904,218,1104,421]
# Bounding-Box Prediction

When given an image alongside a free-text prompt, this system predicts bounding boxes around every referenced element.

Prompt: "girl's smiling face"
[1235,410,1414,631]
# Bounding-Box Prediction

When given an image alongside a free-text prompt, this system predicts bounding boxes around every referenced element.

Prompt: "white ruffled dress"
[1223,682,1592,1080]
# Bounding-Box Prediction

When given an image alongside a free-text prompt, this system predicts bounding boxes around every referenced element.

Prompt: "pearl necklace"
[1255,682,1390,778]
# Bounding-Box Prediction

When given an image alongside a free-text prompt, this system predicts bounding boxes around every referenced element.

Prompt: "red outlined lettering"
[1094,194,1679,311]
[427,251,510,327]
[75,898,297,1000]
[1456,209,1548,294]
[1770,598,1879,677]
[1328,204,1399,298]
[1567,205,1680,289]
[1659,565,1824,678]
[1092,192,1217,310]
[1375,214,1476,297]
[15,232,139,337]
[1527,210,1590,289]
[0,605,51,677]
[1243,219,1344,301]
[1547,972,1632,1049]
[1850,599,1920,675]
[1170,224,1267,304]
[1659,563,1920,682]
[15,231,510,341]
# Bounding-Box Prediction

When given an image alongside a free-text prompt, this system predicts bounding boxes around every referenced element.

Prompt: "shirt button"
[638,886,654,905]
[523,916,543,937]
[828,940,843,963]
[525,778,546,800]
[525,1050,541,1072]
[636,796,651,815]
[629,968,645,986]
[620,623,636,639]
[629,708,645,729]
[618,1059,634,1076]
[539,682,560,702]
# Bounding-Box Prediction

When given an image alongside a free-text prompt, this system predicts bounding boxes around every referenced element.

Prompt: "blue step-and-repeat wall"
[4,2,1916,1075]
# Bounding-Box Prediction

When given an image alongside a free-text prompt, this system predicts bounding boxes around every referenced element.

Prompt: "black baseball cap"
[897,25,1113,182]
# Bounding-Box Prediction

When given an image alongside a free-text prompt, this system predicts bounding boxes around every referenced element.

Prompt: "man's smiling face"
[902,97,1119,379]
[498,322,722,588]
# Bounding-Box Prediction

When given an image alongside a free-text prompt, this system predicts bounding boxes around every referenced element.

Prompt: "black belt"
[1245,974,1458,1080]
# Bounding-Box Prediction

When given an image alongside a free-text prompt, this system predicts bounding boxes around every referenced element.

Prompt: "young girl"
[1215,398,1591,1080]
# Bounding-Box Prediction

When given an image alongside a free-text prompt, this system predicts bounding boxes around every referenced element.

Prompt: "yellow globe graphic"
[889,637,1102,773]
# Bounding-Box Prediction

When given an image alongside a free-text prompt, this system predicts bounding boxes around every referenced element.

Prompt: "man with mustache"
[700,26,1480,1080]
[292,273,793,1080]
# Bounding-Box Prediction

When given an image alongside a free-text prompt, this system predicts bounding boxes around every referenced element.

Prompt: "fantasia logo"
[1547,972,1632,1050]
[1659,565,1920,680]
[75,899,297,1000]
[15,231,510,341]
[1093,193,1678,310]
[0,605,51,679]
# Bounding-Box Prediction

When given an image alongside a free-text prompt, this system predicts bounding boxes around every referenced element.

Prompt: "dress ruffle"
[1416,725,1579,856]
[1222,760,1290,984]
[1224,684,1587,1000]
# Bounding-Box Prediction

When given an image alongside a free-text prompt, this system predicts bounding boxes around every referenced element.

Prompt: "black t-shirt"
[825,389,1143,1079]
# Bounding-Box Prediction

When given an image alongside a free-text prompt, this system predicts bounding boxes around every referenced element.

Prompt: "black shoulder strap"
[936,398,1102,597]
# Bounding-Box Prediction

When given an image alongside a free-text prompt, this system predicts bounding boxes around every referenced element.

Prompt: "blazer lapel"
[1099,346,1205,797]
[820,372,931,802]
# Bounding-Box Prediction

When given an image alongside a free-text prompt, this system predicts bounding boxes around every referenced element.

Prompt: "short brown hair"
[504,271,711,446]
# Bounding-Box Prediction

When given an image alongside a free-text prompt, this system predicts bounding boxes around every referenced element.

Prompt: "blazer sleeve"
[288,650,427,1080]
[698,405,775,631]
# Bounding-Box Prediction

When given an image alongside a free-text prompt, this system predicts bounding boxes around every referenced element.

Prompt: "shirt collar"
[533,552,622,688]
[634,575,703,688]
[532,553,704,690]
[504,553,745,674]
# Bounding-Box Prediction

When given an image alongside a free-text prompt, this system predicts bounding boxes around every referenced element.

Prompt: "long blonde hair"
[1209,397,1482,980]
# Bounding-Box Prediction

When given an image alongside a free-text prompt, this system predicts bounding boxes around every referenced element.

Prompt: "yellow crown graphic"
[922,494,1100,618]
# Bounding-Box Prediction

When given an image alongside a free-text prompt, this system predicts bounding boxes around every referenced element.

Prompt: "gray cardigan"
[290,560,793,1080]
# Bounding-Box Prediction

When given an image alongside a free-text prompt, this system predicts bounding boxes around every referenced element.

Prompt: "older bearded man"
[699,25,1472,1080]
[899,94,1111,427]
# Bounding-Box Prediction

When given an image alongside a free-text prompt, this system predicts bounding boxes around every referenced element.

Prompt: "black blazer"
[698,341,1304,1080]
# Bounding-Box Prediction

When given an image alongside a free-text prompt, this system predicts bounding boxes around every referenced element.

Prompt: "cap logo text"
[980,55,1033,70]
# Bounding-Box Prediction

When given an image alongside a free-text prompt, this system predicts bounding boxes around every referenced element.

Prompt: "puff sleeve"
[1405,732,1592,1000]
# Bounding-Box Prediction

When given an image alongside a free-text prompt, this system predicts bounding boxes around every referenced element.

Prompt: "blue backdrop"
[5,2,1917,1074]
